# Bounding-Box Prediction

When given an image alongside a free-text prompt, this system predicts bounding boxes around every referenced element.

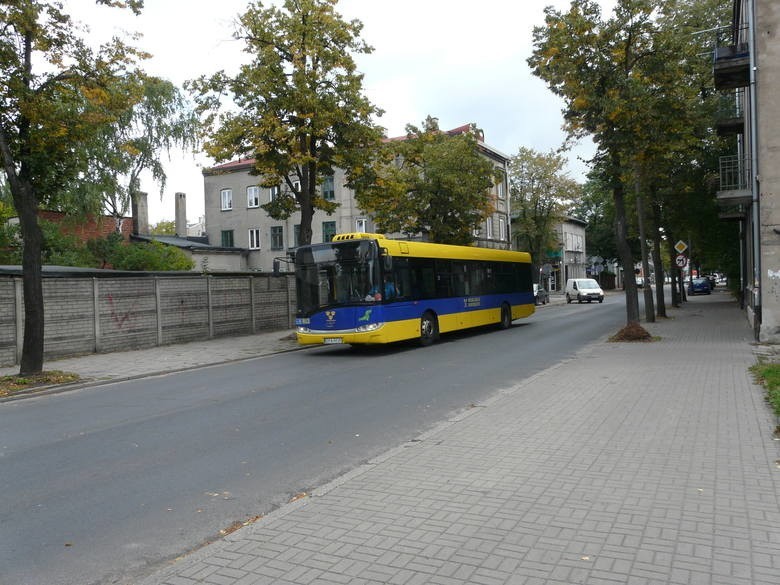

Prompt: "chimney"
[132,192,149,235]
[175,192,187,237]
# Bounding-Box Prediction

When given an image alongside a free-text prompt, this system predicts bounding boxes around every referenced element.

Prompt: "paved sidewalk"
[133,294,780,585]
[0,329,301,393]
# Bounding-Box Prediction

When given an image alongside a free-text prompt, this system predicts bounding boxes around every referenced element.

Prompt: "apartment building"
[713,0,780,341]
[202,125,511,272]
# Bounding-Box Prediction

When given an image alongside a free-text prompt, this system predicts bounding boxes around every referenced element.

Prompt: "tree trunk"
[634,179,654,323]
[612,173,640,324]
[297,157,316,246]
[651,200,666,318]
[11,181,45,375]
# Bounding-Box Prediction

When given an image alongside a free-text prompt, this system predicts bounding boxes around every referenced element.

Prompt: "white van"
[565,278,604,304]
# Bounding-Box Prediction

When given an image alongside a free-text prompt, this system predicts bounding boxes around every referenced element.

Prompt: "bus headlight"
[296,326,310,333]
[355,322,383,333]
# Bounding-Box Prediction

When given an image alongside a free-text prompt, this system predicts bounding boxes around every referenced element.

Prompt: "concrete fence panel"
[210,277,253,338]
[98,278,158,353]
[44,279,95,359]
[159,277,210,345]
[0,279,17,366]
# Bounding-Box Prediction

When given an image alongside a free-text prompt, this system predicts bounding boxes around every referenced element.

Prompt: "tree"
[572,170,621,262]
[509,147,580,278]
[188,0,384,246]
[107,240,194,271]
[353,118,501,245]
[528,0,719,327]
[0,0,146,374]
[100,77,199,226]
[150,219,175,235]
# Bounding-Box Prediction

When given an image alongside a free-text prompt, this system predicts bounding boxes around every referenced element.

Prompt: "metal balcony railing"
[714,24,750,55]
[716,88,745,119]
[719,155,750,191]
[712,24,750,90]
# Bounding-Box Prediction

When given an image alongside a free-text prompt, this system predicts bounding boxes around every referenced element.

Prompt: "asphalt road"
[0,295,627,585]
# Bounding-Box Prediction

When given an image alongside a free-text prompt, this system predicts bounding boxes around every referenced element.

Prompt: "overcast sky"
[66,0,617,225]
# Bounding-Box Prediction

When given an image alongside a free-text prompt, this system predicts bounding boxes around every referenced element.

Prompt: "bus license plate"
[324,337,343,344]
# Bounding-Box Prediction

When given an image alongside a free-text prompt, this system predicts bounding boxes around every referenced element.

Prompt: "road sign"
[675,254,687,268]
[674,240,688,254]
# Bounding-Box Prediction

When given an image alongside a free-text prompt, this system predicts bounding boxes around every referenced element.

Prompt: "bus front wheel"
[420,312,438,346]
[499,303,512,329]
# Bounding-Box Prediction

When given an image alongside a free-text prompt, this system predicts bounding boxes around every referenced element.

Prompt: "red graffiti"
[106,293,136,329]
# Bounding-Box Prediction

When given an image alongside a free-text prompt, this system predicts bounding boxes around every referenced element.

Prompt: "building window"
[247,186,260,208]
[486,217,493,239]
[293,224,301,248]
[269,185,280,202]
[496,173,505,199]
[499,217,506,241]
[220,188,232,211]
[322,221,336,242]
[355,218,367,233]
[221,229,234,247]
[271,226,284,250]
[322,175,335,201]
[249,228,261,250]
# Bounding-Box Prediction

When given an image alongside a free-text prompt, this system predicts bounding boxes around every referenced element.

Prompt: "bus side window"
[435,260,452,298]
[469,262,485,296]
[452,262,467,296]
[391,257,410,299]
[409,258,436,299]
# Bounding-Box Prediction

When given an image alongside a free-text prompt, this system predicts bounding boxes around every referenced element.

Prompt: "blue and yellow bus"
[294,233,534,346]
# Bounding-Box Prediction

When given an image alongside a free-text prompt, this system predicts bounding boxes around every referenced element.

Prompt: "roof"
[386,123,508,163]
[325,233,531,264]
[202,124,508,175]
[131,234,246,253]
[202,158,256,176]
[562,216,588,227]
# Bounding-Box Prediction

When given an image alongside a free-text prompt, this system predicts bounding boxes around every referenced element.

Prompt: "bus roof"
[331,233,532,264]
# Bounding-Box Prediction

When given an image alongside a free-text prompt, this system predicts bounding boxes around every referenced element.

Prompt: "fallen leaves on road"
[219,515,262,536]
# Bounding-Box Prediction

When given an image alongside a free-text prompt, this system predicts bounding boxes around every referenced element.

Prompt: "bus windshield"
[294,239,381,316]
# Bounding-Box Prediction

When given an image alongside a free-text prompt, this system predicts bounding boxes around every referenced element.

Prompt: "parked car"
[565,278,604,304]
[704,274,717,289]
[533,284,549,305]
[688,277,711,295]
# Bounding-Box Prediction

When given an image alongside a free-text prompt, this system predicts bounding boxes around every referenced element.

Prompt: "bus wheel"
[420,311,438,346]
[499,303,512,329]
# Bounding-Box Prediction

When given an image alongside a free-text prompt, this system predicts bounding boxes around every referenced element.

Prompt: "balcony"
[718,204,747,221]
[716,155,752,206]
[713,26,750,90]
[715,89,744,136]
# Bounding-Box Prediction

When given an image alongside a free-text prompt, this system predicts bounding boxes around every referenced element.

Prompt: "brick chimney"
[132,192,149,235]
[175,192,187,237]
